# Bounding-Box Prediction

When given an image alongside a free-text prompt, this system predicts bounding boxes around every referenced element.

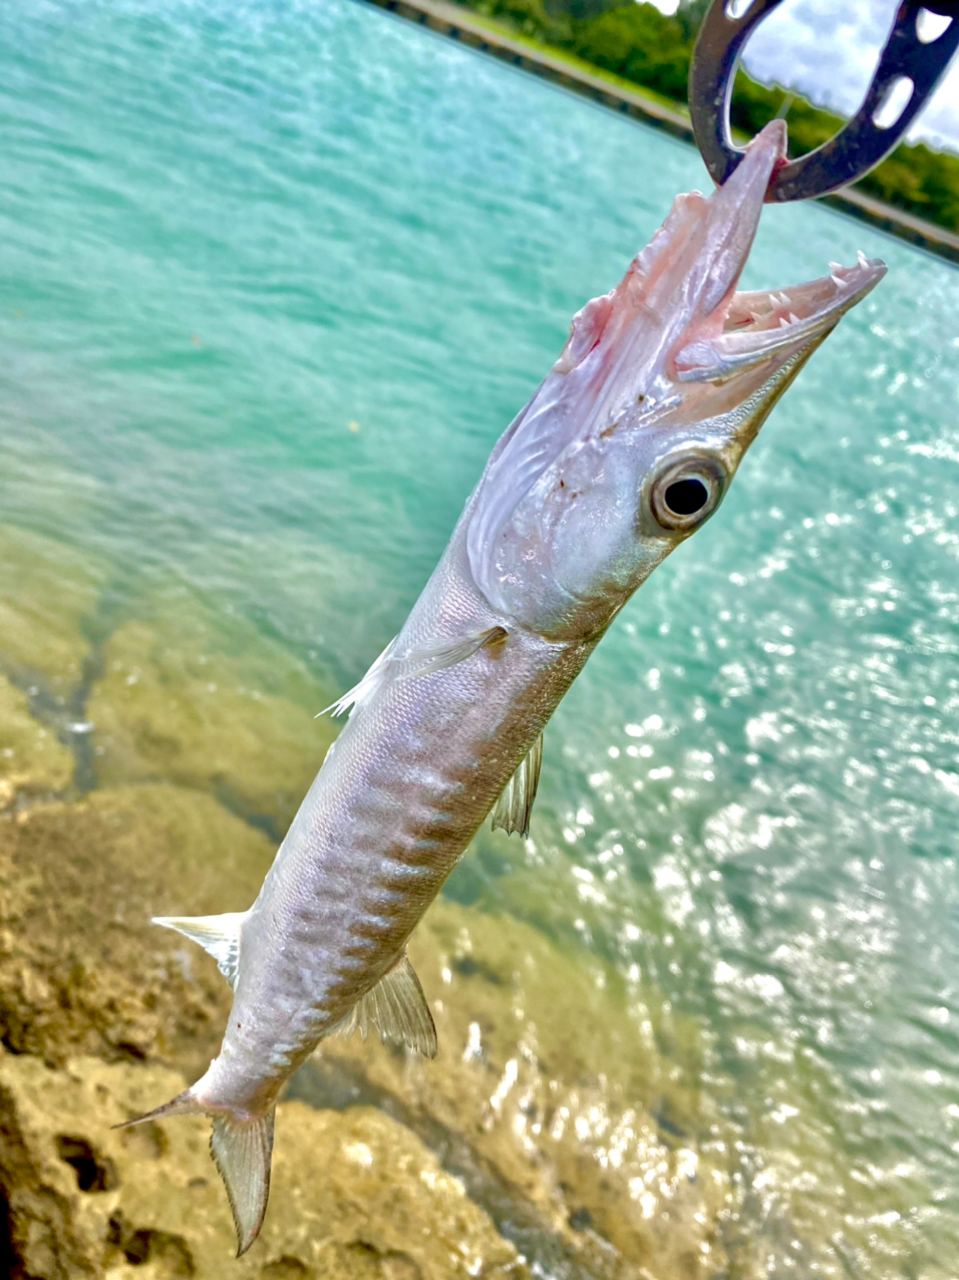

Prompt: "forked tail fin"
[117,1087,275,1256]
[210,1109,275,1256]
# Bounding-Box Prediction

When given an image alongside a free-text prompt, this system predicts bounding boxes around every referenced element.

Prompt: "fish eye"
[649,456,726,532]
[664,477,709,515]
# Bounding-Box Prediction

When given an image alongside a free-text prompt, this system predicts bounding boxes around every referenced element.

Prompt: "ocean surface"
[2,1,958,1275]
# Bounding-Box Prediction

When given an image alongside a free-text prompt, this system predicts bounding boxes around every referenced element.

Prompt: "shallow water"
[1,0,958,1275]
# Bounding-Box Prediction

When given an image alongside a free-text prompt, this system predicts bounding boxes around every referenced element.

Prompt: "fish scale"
[126,119,886,1254]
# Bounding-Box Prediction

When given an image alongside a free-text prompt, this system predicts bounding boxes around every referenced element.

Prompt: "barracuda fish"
[125,120,884,1252]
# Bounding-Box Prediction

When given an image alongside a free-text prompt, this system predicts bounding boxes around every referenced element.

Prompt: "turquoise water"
[2,0,959,1274]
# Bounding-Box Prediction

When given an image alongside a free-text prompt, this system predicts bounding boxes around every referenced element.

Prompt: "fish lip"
[673,253,888,384]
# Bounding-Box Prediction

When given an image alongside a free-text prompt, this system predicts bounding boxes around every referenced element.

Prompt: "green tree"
[574,4,690,101]
[675,0,711,41]
[448,0,959,233]
[542,0,630,20]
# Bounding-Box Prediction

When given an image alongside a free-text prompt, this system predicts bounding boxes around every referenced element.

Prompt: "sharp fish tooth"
[829,261,843,272]
[788,312,801,325]
[857,250,868,268]
[779,316,790,328]
[831,274,844,288]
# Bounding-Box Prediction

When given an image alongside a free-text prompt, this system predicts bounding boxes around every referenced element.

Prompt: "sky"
[654,0,959,154]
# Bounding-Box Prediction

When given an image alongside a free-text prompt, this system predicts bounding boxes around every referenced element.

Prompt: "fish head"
[466,120,886,642]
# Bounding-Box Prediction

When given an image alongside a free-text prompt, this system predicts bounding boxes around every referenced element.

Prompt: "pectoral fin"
[322,626,507,720]
[321,636,397,718]
[153,912,246,988]
[330,951,437,1057]
[397,626,507,682]
[491,733,543,838]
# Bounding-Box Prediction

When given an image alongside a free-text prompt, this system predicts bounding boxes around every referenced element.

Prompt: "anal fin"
[491,732,543,839]
[330,951,437,1058]
[153,912,246,988]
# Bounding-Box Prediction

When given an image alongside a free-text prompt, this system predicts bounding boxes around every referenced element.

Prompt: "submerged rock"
[300,897,732,1279]
[0,520,342,828]
[0,767,730,1276]
[0,677,75,808]
[0,784,272,1070]
[0,556,730,1278]
[0,1052,528,1279]
[0,522,106,699]
[87,592,339,829]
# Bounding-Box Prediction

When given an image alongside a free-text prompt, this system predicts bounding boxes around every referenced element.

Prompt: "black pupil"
[664,477,709,515]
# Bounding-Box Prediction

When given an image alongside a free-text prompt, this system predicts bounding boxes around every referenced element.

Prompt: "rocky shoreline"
[0,520,739,1278]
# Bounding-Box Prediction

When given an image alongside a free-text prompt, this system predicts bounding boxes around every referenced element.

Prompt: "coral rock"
[0,785,274,1070]
[0,678,75,809]
[0,1052,528,1280]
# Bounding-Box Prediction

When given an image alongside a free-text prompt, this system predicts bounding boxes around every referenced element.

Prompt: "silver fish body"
[127,120,886,1252]
[213,526,594,1113]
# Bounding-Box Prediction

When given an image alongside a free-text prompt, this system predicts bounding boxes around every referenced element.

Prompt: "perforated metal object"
[689,0,959,200]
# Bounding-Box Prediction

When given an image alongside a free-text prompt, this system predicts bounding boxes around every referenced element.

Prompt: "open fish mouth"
[545,119,887,441]
[674,249,886,384]
[657,118,886,388]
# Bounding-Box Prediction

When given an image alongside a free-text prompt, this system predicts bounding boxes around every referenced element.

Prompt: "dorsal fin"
[330,951,436,1058]
[153,912,246,988]
[491,732,543,839]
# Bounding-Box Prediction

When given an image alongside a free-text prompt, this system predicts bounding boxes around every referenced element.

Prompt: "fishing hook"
[689,0,959,201]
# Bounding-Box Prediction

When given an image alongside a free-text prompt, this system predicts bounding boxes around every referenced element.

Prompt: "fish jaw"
[646,249,886,475]
[466,121,886,640]
[525,120,796,443]
[555,119,883,431]
[673,257,886,389]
